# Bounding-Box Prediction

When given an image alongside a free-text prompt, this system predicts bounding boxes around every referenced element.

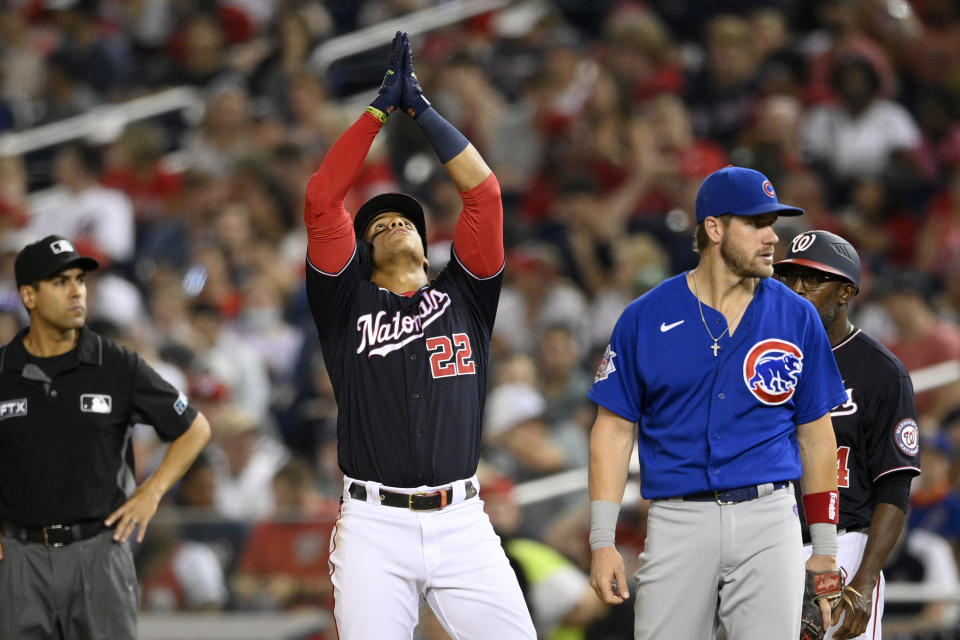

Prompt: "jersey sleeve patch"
[894,418,919,456]
[173,392,188,416]
[595,344,617,383]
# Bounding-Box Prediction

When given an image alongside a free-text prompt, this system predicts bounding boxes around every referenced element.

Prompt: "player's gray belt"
[679,481,791,505]
[348,481,478,511]
[1,520,110,548]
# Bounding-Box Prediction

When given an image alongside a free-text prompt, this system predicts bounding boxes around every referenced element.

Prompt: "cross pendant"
[710,341,721,357]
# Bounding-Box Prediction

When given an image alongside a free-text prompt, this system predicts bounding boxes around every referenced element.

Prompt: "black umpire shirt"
[0,327,198,527]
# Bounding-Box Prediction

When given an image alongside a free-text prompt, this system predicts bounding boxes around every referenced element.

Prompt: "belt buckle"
[408,490,447,511]
[408,491,429,510]
[43,524,66,548]
[715,491,736,506]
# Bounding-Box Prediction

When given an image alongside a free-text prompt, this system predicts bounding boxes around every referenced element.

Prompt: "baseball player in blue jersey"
[776,231,921,640]
[587,167,849,639]
[302,33,534,639]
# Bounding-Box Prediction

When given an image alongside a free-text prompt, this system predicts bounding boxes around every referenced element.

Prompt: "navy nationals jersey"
[589,274,847,499]
[801,328,921,533]
[306,243,501,488]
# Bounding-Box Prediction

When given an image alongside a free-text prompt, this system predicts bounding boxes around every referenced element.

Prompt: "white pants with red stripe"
[329,475,536,640]
[803,531,883,640]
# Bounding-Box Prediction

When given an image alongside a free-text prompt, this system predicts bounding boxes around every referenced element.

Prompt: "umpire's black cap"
[354,193,427,250]
[775,230,861,290]
[15,235,99,287]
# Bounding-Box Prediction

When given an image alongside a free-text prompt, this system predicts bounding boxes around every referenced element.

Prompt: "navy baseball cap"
[15,235,99,287]
[354,193,427,250]
[695,167,804,223]
[775,230,861,289]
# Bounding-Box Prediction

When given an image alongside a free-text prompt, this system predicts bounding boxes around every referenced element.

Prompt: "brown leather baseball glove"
[799,568,845,640]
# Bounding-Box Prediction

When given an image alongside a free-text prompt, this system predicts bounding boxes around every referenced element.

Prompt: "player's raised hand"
[590,546,629,605]
[400,33,431,118]
[368,31,406,121]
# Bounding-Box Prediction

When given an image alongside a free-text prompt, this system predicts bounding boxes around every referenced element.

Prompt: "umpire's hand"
[590,546,629,605]
[105,482,163,543]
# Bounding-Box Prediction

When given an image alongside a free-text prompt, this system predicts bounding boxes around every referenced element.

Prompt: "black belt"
[1,520,110,548]
[680,481,791,505]
[349,481,477,511]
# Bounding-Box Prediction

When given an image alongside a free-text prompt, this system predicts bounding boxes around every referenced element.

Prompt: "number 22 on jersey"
[426,333,476,378]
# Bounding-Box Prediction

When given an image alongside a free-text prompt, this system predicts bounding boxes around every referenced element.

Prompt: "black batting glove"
[368,31,405,122]
[400,34,431,118]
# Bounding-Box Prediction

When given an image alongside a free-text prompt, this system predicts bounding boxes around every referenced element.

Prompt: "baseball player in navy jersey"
[587,167,848,639]
[302,33,535,639]
[775,230,921,640]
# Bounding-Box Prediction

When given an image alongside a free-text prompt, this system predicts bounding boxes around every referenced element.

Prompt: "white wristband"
[589,500,621,551]
[809,522,838,556]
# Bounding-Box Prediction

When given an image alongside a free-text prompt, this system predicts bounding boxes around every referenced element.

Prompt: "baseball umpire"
[302,33,535,638]
[776,230,921,640]
[0,235,211,639]
[587,167,848,639]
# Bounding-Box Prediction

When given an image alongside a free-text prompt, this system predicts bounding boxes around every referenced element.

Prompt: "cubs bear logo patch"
[595,345,617,383]
[743,339,804,405]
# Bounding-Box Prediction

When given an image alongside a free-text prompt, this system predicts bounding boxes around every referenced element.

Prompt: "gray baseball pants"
[0,529,138,640]
[633,482,804,639]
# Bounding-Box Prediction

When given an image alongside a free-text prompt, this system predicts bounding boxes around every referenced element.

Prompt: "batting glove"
[368,31,405,122]
[400,34,431,118]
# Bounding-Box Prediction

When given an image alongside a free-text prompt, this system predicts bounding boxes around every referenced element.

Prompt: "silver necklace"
[692,271,752,357]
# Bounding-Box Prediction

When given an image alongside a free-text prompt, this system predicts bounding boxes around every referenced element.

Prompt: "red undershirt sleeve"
[453,173,503,278]
[303,111,383,273]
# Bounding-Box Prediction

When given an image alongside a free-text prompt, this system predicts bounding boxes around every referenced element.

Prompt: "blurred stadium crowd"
[2,0,960,638]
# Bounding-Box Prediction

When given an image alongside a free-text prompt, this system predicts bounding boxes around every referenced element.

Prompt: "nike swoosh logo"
[660,320,685,333]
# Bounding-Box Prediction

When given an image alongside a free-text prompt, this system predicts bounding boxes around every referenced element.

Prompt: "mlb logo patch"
[49,239,75,255]
[173,392,188,415]
[81,394,112,414]
[0,398,27,420]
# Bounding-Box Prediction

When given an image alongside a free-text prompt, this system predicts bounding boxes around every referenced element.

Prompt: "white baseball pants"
[329,475,536,639]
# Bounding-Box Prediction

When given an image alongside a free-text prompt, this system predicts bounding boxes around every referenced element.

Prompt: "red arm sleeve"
[452,173,503,278]
[304,111,383,272]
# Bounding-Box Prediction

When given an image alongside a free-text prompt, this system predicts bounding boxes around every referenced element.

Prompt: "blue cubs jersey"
[589,273,847,499]
[306,243,502,488]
